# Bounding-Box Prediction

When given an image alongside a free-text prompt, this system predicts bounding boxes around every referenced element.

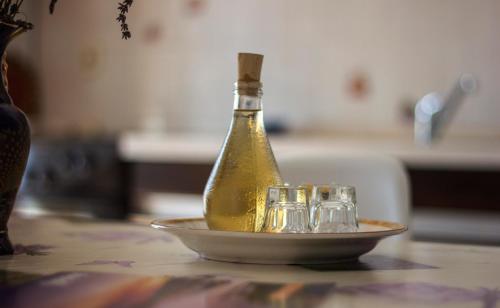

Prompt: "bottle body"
[204,105,282,232]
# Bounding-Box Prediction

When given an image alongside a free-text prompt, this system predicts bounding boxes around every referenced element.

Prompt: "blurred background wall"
[8,0,500,138]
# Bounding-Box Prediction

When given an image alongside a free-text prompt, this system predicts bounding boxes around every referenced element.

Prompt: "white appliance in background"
[278,152,410,227]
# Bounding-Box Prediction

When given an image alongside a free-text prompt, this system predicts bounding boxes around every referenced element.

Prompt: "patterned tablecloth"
[1,214,499,308]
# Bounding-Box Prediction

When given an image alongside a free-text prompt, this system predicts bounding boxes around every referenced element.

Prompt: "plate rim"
[151,217,407,239]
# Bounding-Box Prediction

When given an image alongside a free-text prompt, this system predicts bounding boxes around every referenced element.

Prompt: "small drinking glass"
[262,186,310,233]
[311,184,358,233]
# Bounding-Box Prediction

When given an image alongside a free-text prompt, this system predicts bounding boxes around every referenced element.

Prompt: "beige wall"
[22,0,500,137]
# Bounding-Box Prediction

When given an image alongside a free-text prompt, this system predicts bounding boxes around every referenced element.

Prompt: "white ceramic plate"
[151,218,407,265]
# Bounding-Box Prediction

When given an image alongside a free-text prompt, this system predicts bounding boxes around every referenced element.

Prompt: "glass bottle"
[203,53,283,232]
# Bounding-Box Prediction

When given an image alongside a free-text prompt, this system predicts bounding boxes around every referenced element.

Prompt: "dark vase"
[0,22,31,255]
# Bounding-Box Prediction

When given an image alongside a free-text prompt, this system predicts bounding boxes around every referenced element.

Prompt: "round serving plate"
[151,218,407,265]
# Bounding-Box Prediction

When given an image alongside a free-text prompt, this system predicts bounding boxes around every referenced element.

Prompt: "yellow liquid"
[203,109,283,232]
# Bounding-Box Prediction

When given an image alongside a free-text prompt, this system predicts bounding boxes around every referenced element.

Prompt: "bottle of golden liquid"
[203,53,283,232]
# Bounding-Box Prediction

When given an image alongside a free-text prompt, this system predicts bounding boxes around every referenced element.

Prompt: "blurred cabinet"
[409,168,500,211]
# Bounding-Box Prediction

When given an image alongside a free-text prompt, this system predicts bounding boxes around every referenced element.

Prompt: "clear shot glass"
[262,186,310,233]
[310,184,358,233]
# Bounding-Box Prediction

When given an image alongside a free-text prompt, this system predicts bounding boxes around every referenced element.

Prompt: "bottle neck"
[233,81,263,110]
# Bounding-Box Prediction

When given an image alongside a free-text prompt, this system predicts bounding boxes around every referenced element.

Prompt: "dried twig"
[49,0,58,14]
[1,0,134,39]
[0,0,33,30]
[117,0,133,40]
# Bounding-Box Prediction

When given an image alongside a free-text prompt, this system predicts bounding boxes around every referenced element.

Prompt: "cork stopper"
[238,53,263,82]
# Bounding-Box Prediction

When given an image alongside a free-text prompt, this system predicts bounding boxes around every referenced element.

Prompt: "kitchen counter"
[118,133,500,170]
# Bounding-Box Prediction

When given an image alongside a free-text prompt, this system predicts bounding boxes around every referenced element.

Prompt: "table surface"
[1,214,500,308]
